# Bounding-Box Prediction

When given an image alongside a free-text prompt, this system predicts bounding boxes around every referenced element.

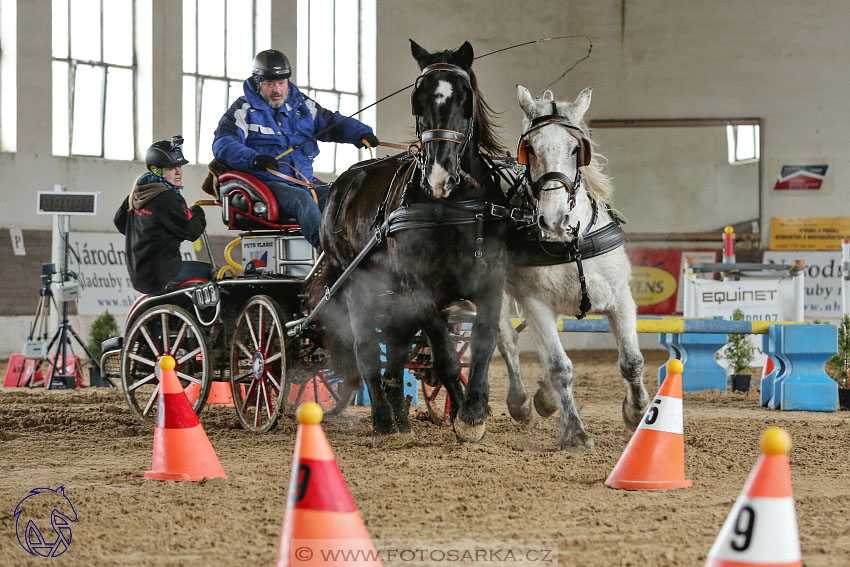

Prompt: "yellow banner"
[769,217,850,250]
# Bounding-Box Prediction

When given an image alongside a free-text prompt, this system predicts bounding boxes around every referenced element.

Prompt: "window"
[182,0,271,165]
[727,123,760,165]
[0,0,16,151]
[51,0,136,160]
[297,0,376,177]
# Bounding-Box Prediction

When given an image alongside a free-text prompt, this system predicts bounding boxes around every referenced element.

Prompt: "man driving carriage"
[212,49,379,248]
[114,137,211,294]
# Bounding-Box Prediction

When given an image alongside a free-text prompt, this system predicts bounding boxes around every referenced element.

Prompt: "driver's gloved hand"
[252,154,279,170]
[359,133,379,149]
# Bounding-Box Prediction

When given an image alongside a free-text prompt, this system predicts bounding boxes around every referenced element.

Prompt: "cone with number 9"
[276,403,381,567]
[705,427,801,567]
[605,359,692,490]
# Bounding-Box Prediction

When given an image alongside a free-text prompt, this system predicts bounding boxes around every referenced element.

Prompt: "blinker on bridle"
[517,102,590,208]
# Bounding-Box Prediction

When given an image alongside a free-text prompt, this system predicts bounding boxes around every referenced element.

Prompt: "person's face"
[162,166,182,187]
[260,79,289,108]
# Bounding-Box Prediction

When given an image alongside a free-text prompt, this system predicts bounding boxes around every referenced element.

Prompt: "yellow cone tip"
[296,402,324,425]
[666,359,684,374]
[724,225,734,234]
[159,356,176,370]
[760,426,791,455]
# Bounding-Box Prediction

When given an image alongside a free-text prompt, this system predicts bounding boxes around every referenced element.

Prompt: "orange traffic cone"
[605,359,692,490]
[705,427,801,567]
[184,382,235,406]
[145,356,227,482]
[276,403,381,567]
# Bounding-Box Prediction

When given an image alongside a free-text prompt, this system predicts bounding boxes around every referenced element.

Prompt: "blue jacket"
[213,80,373,187]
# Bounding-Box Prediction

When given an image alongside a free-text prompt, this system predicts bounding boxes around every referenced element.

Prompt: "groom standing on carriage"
[212,49,379,248]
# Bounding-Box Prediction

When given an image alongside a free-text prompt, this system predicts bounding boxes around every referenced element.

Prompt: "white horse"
[497,85,648,450]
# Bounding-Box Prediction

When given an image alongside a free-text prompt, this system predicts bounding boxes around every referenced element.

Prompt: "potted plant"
[825,314,850,410]
[723,308,755,392]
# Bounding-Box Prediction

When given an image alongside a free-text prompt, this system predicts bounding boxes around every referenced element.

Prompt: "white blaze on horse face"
[434,80,453,106]
[428,162,450,198]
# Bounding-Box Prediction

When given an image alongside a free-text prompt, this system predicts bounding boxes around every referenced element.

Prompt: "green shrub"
[723,309,754,374]
[87,311,120,360]
[825,314,850,389]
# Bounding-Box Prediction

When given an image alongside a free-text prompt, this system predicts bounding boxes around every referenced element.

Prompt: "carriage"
[100,168,473,433]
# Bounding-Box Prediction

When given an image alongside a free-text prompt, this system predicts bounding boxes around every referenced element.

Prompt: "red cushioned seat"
[218,171,301,231]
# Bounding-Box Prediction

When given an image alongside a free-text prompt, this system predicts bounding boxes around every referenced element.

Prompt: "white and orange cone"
[605,359,692,490]
[705,427,801,567]
[144,356,227,482]
[276,403,381,567]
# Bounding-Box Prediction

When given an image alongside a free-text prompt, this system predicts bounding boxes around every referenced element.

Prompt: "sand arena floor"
[1,350,849,566]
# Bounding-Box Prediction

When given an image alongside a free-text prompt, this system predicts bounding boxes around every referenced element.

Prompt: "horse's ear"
[410,39,430,68]
[573,87,593,120]
[541,90,554,101]
[517,84,536,116]
[454,41,474,68]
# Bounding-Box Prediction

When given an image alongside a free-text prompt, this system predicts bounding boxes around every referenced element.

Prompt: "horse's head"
[517,85,594,239]
[410,40,477,198]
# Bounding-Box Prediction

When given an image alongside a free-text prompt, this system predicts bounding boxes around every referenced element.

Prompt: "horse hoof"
[533,386,558,418]
[454,419,486,442]
[559,432,595,452]
[622,396,645,431]
[507,401,533,423]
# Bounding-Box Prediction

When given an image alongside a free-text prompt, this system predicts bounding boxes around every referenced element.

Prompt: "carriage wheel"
[121,305,210,425]
[420,332,471,425]
[283,368,357,417]
[230,295,287,433]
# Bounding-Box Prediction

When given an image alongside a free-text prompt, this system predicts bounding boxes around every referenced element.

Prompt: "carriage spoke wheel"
[421,329,471,425]
[121,305,210,425]
[230,296,286,433]
[283,368,357,417]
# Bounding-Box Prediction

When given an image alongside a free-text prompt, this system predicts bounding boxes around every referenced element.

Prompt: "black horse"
[310,40,509,441]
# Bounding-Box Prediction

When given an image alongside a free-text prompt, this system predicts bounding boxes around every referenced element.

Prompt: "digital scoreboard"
[37,191,99,215]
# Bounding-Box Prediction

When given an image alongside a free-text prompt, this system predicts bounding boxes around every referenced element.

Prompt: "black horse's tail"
[306,261,361,393]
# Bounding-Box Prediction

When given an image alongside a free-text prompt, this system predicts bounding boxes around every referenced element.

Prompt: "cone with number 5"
[276,402,381,567]
[705,427,801,567]
[605,359,692,490]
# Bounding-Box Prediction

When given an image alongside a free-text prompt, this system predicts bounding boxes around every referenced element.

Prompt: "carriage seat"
[218,171,301,232]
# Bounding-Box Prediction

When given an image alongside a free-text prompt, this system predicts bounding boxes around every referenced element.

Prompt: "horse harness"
[512,102,626,319]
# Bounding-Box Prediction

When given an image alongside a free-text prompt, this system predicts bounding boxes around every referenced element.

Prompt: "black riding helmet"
[252,49,292,85]
[145,136,188,175]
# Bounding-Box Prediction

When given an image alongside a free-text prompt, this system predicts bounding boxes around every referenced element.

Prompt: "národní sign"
[63,232,197,315]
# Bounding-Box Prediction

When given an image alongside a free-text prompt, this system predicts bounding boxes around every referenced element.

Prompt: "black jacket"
[114,178,206,294]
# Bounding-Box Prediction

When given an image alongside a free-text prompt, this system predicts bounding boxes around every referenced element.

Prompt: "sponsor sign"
[763,250,843,322]
[769,217,850,251]
[627,249,716,314]
[773,164,828,191]
[65,232,196,315]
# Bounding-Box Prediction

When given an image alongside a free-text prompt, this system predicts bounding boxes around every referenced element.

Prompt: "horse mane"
[469,68,505,157]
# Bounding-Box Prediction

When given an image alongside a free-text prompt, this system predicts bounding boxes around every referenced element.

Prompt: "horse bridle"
[411,63,477,173]
[517,102,590,210]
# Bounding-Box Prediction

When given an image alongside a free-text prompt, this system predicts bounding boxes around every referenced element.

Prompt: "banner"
[627,249,716,314]
[64,232,196,316]
[769,217,850,251]
[763,250,843,322]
